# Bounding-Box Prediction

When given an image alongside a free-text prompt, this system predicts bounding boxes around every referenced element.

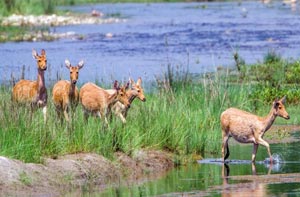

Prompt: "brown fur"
[221,96,290,163]
[12,49,48,123]
[52,60,84,122]
[108,77,146,123]
[79,81,131,125]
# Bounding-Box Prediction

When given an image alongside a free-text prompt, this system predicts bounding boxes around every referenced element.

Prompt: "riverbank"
[1,124,300,196]
[0,13,125,42]
[0,150,173,196]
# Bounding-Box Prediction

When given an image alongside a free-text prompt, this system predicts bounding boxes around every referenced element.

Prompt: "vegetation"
[0,0,209,16]
[1,52,300,164]
[235,50,300,105]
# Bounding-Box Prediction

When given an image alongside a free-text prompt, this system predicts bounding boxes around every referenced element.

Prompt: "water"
[1,1,300,85]
[95,140,300,196]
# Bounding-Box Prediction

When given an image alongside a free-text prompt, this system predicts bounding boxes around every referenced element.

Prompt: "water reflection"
[221,163,268,197]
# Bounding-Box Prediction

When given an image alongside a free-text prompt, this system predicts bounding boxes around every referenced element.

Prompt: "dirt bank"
[0,150,174,196]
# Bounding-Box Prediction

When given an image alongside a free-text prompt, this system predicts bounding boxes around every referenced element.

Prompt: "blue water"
[1,1,300,86]
[93,141,300,197]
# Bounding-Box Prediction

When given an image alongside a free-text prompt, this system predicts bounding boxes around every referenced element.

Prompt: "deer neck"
[127,89,137,104]
[262,109,277,132]
[37,69,46,94]
[107,91,119,107]
[69,82,76,98]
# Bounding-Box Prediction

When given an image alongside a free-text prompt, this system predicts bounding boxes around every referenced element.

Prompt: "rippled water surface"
[95,139,300,197]
[1,1,300,84]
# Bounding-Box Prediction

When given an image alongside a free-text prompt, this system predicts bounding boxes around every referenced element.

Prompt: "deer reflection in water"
[221,163,271,197]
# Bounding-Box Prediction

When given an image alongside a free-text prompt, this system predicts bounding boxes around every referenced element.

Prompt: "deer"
[106,77,146,123]
[79,81,131,125]
[220,96,290,164]
[52,59,84,123]
[12,49,48,123]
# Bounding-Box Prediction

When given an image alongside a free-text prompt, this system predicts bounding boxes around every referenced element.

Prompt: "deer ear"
[113,80,119,90]
[125,81,130,89]
[137,77,142,86]
[65,59,71,69]
[41,49,46,56]
[130,78,135,85]
[280,96,287,104]
[78,60,84,69]
[32,49,38,59]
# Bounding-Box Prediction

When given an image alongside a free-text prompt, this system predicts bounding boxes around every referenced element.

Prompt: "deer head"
[114,81,131,109]
[273,96,290,120]
[65,59,84,84]
[32,49,47,71]
[130,77,146,102]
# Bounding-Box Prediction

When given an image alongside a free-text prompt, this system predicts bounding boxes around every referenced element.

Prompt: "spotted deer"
[221,96,290,163]
[79,81,131,125]
[52,59,84,122]
[12,49,48,123]
[106,77,146,123]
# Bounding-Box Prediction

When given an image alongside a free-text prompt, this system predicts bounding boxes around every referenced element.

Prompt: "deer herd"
[11,49,291,164]
[12,49,146,126]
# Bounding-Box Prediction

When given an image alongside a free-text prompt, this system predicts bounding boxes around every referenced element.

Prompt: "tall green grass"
[0,70,257,164]
[2,53,300,164]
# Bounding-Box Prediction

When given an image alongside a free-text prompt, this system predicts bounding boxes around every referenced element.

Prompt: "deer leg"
[83,110,89,123]
[257,138,272,163]
[119,113,126,124]
[252,143,259,162]
[222,131,230,162]
[42,106,47,124]
[55,107,63,125]
[63,106,70,122]
[251,163,257,175]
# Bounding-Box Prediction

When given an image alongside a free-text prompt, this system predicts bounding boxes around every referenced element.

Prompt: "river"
[94,135,300,197]
[1,1,300,86]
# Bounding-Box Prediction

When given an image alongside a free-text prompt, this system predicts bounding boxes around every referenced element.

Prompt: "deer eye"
[76,72,79,74]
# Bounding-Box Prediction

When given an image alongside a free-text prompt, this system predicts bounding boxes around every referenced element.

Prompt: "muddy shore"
[0,150,173,196]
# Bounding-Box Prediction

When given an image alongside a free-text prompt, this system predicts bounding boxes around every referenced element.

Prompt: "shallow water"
[1,1,300,85]
[94,139,300,196]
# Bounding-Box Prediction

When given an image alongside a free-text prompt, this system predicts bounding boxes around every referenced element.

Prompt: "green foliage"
[263,50,282,64]
[285,60,300,84]
[0,0,58,16]
[233,51,300,104]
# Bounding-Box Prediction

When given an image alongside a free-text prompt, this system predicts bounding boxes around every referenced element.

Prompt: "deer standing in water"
[220,96,290,163]
[52,59,84,123]
[79,81,131,125]
[106,77,146,123]
[12,49,48,123]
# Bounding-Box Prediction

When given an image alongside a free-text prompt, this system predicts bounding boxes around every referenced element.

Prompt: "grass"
[0,0,214,16]
[1,60,298,164]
